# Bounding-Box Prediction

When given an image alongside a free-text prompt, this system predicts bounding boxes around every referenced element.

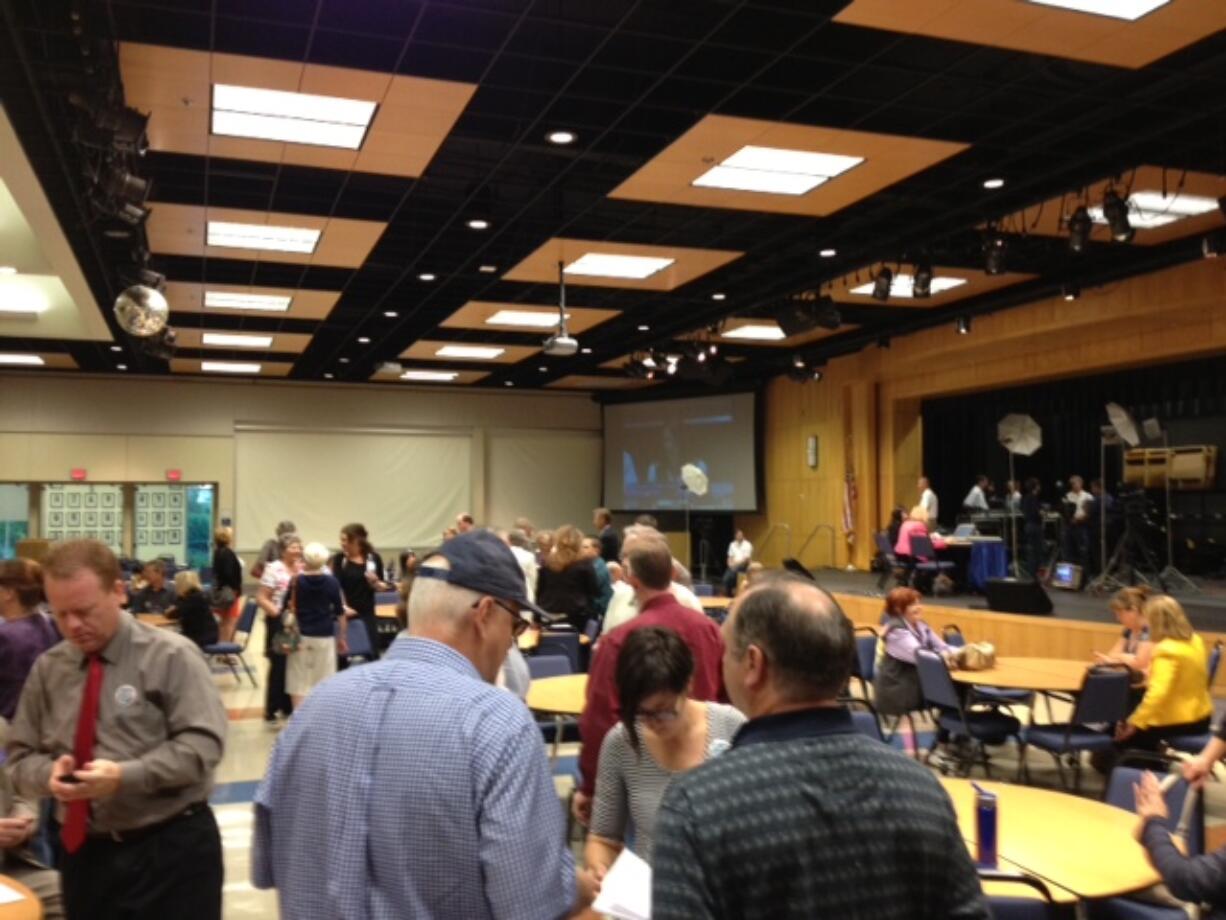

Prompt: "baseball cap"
[415,529,546,621]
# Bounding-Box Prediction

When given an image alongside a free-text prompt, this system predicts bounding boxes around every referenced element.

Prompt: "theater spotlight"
[872,266,893,302]
[983,229,1007,275]
[956,316,971,335]
[96,106,150,155]
[1101,189,1135,243]
[1067,206,1092,253]
[912,260,933,299]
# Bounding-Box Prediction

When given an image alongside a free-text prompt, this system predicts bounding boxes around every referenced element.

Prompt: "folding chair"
[202,596,259,686]
[339,619,376,664]
[917,649,1021,777]
[980,869,1060,920]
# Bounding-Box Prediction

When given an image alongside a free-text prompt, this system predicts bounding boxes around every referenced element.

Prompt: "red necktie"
[61,654,104,854]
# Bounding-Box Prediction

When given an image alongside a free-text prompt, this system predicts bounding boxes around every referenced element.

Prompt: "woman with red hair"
[873,587,952,716]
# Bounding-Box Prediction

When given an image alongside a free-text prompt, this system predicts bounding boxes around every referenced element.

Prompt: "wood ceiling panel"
[369,366,489,385]
[502,238,742,292]
[439,300,620,334]
[399,339,540,363]
[168,358,293,377]
[172,328,315,353]
[547,374,657,390]
[165,282,340,321]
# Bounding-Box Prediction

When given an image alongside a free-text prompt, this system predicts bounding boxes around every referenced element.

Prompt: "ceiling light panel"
[211,84,376,150]
[203,291,293,312]
[693,166,826,195]
[1086,191,1220,230]
[485,309,569,328]
[722,324,787,341]
[0,354,45,366]
[435,344,505,360]
[206,221,320,254]
[849,274,968,297]
[201,332,274,348]
[1025,0,1170,21]
[564,253,675,279]
[202,361,262,374]
[692,145,863,196]
[401,370,459,382]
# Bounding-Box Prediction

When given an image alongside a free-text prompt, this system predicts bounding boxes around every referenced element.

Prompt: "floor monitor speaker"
[984,577,1053,615]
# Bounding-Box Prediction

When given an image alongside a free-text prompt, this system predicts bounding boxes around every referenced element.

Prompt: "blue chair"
[375,590,399,606]
[844,698,886,744]
[916,649,1021,777]
[693,583,714,597]
[874,532,912,590]
[980,869,1059,920]
[943,623,1034,710]
[528,655,576,756]
[202,597,259,686]
[852,629,878,700]
[909,534,956,593]
[340,619,376,664]
[537,632,580,673]
[1017,667,1132,791]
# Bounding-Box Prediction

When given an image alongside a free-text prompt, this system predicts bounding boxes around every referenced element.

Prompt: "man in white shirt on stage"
[962,475,991,514]
[722,530,754,596]
[918,476,939,526]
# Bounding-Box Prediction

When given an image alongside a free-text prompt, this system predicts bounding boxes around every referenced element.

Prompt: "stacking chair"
[1016,667,1131,790]
[980,870,1060,920]
[843,697,886,744]
[908,534,956,594]
[873,532,911,591]
[374,590,399,607]
[851,627,879,700]
[340,619,376,664]
[202,596,259,686]
[537,631,581,673]
[916,649,1021,777]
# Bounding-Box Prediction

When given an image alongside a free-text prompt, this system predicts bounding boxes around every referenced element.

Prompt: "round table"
[940,778,1160,901]
[951,656,1090,694]
[0,875,41,920]
[526,674,587,716]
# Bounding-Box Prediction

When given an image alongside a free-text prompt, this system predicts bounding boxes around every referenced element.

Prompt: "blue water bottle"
[972,782,998,868]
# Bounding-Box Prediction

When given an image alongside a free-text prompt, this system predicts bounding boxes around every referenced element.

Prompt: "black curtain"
[921,354,1226,529]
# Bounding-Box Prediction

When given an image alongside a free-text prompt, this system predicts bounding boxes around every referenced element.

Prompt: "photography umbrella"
[680,464,710,581]
[997,413,1042,576]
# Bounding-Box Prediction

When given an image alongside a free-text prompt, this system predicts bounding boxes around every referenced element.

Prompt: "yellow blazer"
[1130,633,1213,730]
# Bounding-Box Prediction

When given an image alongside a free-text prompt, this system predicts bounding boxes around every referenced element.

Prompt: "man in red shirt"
[572,534,725,825]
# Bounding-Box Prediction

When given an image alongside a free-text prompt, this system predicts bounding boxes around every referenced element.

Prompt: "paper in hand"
[592,847,652,920]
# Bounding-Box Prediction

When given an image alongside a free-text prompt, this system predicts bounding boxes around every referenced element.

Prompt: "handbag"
[209,585,237,610]
[954,642,997,671]
[270,577,302,656]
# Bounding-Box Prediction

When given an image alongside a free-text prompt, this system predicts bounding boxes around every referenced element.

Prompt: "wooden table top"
[940,778,1160,900]
[952,656,1089,693]
[526,674,587,716]
[134,613,176,629]
[699,596,730,610]
[376,603,398,619]
[0,875,41,920]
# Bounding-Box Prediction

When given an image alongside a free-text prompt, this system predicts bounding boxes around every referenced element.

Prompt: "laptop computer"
[951,523,977,538]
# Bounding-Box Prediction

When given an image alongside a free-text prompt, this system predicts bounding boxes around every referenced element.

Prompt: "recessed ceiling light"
[436,344,505,360]
[1024,0,1170,21]
[117,363,128,371]
[357,336,371,344]
[324,372,334,379]
[339,357,350,364]
[849,273,967,298]
[538,365,548,372]
[204,291,293,312]
[211,84,376,150]
[486,309,567,328]
[1087,190,1219,230]
[819,248,837,258]
[201,360,262,374]
[207,221,320,254]
[565,253,675,280]
[110,345,123,352]
[637,324,650,332]
[418,273,436,282]
[201,332,274,349]
[478,265,498,273]
[983,178,1006,190]
[711,293,726,301]
[467,219,490,230]
[581,347,592,354]
[0,266,16,275]
[547,130,576,145]
[722,323,787,341]
[383,310,399,318]
[693,145,863,196]
[504,380,515,386]
[401,370,459,382]
[0,354,45,366]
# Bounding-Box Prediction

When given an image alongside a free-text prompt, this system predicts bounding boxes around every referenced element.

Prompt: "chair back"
[873,532,895,560]
[1106,766,1204,856]
[582,618,601,644]
[843,699,886,743]
[1071,668,1132,726]
[943,624,966,648]
[537,632,580,672]
[910,533,937,559]
[916,649,962,710]
[979,870,1057,920]
[234,597,260,648]
[375,590,399,607]
[343,620,375,659]
[1209,640,1223,686]
[528,654,572,680]
[854,634,878,683]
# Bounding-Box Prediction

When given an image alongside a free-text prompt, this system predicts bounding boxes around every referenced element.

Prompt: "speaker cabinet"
[985,577,1053,615]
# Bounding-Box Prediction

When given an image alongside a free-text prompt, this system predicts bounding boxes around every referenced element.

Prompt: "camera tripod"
[1088,512,1165,595]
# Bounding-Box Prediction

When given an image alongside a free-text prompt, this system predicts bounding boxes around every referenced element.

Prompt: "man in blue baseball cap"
[253,530,600,919]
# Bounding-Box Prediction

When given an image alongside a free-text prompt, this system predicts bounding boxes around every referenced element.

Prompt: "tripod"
[1090,507,1165,594]
[1156,431,1198,594]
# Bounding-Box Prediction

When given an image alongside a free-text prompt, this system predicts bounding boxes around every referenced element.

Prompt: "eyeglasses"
[635,698,684,723]
[472,597,531,638]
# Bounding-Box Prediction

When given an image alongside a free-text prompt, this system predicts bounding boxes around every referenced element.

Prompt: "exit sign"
[70,468,87,481]
[166,469,182,481]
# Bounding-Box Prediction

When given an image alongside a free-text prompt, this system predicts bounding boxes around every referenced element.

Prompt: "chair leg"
[239,653,258,688]
[905,713,918,758]
[979,742,992,779]
[1072,753,1083,794]
[1051,751,1068,790]
[1015,742,1028,783]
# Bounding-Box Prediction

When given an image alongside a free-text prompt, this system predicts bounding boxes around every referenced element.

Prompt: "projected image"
[604,393,757,512]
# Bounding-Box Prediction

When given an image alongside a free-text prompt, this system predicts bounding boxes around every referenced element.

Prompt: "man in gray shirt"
[5,540,227,920]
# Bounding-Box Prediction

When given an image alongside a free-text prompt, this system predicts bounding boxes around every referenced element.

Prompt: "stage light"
[872,266,892,302]
[1062,283,1081,301]
[983,230,1007,275]
[1067,205,1093,253]
[912,261,933,299]
[956,316,972,335]
[1101,189,1135,243]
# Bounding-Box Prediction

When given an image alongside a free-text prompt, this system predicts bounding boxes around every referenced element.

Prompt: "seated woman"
[894,506,946,561]
[1096,586,1154,704]
[586,626,745,869]
[1116,594,1212,752]
[873,587,953,718]
[168,570,218,650]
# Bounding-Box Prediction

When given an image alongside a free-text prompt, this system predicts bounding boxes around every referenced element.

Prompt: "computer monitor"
[1051,562,1082,591]
[952,523,977,538]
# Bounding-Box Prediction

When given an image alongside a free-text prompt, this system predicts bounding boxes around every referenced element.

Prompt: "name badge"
[114,684,139,707]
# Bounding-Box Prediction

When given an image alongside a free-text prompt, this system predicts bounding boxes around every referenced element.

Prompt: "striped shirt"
[251,636,574,920]
[590,702,744,863]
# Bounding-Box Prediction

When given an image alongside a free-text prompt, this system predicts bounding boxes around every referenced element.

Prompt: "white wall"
[0,372,602,554]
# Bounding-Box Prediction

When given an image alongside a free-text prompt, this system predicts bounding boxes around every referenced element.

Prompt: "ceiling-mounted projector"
[543,331,578,356]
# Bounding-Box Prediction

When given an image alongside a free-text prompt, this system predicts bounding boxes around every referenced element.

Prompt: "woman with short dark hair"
[586,626,745,870]
[873,587,952,717]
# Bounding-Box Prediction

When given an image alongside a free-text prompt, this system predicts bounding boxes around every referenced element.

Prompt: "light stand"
[1157,429,1198,594]
[1088,427,1128,595]
[1007,449,1020,577]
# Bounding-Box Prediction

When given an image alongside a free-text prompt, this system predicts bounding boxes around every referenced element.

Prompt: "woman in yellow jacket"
[1116,595,1212,751]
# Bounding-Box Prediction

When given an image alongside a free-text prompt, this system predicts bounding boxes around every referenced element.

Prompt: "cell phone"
[57,773,83,784]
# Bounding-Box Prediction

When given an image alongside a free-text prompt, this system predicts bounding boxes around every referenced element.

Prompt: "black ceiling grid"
[1,0,1224,394]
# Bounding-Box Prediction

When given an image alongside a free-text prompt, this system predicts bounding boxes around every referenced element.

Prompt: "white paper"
[0,882,25,905]
[592,847,652,920]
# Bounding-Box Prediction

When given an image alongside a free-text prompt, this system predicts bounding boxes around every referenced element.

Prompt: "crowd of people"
[2,502,1226,919]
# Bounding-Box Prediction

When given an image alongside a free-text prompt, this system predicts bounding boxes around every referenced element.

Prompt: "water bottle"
[972,782,998,868]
